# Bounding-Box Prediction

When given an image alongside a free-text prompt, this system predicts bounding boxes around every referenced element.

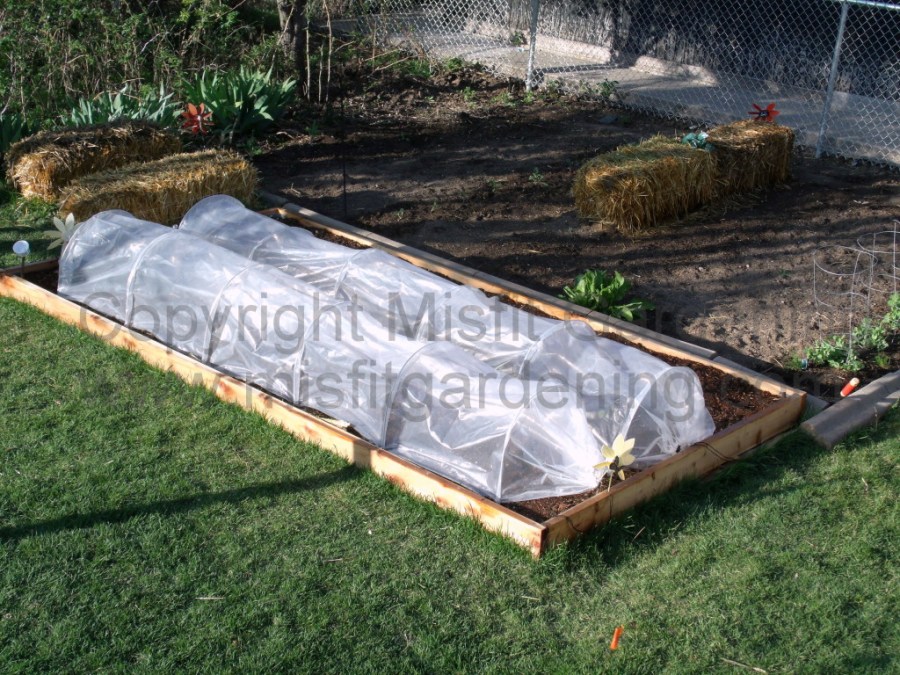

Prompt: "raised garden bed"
[0,206,806,557]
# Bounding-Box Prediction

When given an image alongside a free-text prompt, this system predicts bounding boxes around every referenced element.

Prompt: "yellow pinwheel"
[594,434,636,483]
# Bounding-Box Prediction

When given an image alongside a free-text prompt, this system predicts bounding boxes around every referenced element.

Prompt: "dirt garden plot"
[256,65,900,399]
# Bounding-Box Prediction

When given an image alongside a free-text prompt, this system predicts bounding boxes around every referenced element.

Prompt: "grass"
[1,189,898,671]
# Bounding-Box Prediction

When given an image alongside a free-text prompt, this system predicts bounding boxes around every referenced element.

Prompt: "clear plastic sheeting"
[180,196,716,465]
[386,342,601,501]
[58,209,605,503]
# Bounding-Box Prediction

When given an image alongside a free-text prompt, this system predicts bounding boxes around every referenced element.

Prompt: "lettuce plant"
[561,269,654,321]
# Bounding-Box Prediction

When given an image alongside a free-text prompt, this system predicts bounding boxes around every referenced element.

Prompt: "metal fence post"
[816,1,851,159]
[524,0,541,91]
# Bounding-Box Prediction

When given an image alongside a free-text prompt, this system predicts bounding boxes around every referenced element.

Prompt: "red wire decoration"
[182,103,213,134]
[748,102,780,122]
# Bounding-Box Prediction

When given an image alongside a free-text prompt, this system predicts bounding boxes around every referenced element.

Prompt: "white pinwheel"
[45,213,80,250]
[594,434,636,484]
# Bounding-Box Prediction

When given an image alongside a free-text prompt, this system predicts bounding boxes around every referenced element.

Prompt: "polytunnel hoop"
[419,284,477,342]
[516,320,577,379]
[379,340,450,448]
[334,248,381,301]
[247,232,280,261]
[58,209,137,295]
[123,231,181,327]
[494,389,571,501]
[200,261,259,363]
[290,297,352,406]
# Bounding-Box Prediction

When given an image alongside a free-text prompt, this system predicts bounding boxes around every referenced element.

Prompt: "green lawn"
[1,296,898,673]
[1,193,898,672]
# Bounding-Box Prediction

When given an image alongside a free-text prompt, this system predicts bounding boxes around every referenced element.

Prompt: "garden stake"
[610,626,623,650]
[13,240,29,275]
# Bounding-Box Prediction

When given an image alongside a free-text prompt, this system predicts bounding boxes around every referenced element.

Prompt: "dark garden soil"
[256,63,900,401]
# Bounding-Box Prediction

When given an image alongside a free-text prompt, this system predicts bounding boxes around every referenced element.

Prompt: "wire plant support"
[813,222,900,363]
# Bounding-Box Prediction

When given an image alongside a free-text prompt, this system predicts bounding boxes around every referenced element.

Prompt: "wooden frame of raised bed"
[0,204,806,557]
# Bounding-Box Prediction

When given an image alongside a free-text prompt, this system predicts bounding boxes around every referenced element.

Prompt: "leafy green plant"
[805,335,861,371]
[491,91,517,107]
[541,79,566,100]
[306,120,322,139]
[885,292,900,330]
[442,57,465,73]
[462,87,476,104]
[577,79,621,102]
[528,168,547,186]
[183,67,296,140]
[399,58,432,79]
[561,269,654,321]
[64,84,181,127]
[802,293,899,372]
[1,111,37,159]
[852,318,889,353]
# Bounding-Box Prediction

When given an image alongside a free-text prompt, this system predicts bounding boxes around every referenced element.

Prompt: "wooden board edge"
[540,393,805,550]
[0,258,59,275]
[271,206,802,400]
[0,275,545,557]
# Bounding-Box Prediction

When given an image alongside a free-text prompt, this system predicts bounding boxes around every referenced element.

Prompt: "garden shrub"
[0,0,279,122]
[183,67,297,139]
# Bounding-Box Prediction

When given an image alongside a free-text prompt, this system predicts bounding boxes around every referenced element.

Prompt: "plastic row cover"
[180,196,716,465]
[58,210,602,502]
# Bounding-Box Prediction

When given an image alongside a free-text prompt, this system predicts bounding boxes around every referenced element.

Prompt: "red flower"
[182,103,213,134]
[748,102,780,122]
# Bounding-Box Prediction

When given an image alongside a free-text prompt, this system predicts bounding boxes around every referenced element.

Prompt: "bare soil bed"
[257,64,900,400]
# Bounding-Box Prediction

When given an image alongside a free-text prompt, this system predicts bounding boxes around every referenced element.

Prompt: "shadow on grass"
[0,465,360,542]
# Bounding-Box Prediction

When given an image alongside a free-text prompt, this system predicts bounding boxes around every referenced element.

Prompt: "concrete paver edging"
[800,370,900,450]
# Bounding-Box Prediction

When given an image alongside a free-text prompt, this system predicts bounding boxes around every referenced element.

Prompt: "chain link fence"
[334,0,900,165]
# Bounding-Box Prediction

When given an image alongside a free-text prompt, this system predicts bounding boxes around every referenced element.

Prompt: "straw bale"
[706,120,794,195]
[59,150,258,225]
[573,136,716,233]
[6,121,182,201]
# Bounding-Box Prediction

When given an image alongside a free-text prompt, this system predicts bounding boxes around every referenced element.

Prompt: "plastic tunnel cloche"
[181,195,716,468]
[59,209,611,503]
